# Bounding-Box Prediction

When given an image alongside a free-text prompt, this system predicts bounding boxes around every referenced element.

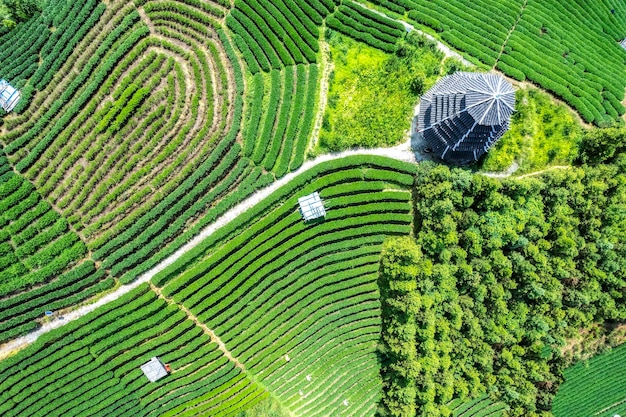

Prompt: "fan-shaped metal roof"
[416,72,515,164]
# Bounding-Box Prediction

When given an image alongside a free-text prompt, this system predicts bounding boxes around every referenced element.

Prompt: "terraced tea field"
[373,0,626,125]
[0,0,624,416]
[553,344,626,417]
[0,156,416,416]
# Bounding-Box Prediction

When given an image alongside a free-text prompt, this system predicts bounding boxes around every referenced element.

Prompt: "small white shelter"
[140,357,168,382]
[298,192,326,221]
[0,80,20,112]
[621,39,626,50]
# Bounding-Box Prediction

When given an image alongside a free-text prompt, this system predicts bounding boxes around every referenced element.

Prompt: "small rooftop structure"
[0,80,20,113]
[298,192,326,221]
[415,72,515,165]
[140,357,169,382]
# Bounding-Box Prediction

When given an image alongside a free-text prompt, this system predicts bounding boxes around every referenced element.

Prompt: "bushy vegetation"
[320,31,451,151]
[481,87,583,173]
[235,396,290,417]
[0,0,40,29]
[379,153,626,416]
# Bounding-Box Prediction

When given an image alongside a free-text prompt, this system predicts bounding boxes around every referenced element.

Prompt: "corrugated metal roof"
[298,192,326,221]
[140,357,168,382]
[0,80,20,113]
[417,72,515,164]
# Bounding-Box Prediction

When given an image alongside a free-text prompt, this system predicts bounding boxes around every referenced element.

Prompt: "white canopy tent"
[0,80,20,112]
[298,192,326,221]
[140,357,169,382]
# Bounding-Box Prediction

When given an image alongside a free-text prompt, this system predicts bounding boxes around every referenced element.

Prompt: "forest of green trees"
[0,0,39,29]
[378,128,626,417]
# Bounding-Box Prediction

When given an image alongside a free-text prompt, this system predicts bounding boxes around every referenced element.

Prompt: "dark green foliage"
[380,160,626,416]
[0,164,112,342]
[577,127,626,165]
[0,0,103,111]
[0,0,40,29]
[0,172,87,296]
[227,0,326,72]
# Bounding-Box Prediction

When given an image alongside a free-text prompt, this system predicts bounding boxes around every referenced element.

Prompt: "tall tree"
[0,0,40,29]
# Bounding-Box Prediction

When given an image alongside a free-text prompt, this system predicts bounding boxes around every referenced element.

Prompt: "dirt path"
[309,37,333,152]
[493,0,528,69]
[149,283,245,370]
[482,163,570,179]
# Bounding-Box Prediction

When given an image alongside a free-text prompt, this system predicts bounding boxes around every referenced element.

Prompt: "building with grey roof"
[415,72,515,164]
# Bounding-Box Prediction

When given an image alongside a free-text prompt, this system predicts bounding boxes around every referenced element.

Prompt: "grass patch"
[481,87,583,173]
[319,30,452,151]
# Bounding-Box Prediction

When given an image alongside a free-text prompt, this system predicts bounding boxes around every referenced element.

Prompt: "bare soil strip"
[149,283,245,370]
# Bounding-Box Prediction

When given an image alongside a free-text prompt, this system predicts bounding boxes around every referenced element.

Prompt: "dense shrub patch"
[379,158,626,416]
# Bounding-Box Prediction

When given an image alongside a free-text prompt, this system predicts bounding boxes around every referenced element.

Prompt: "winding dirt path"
[309,37,333,152]
[493,0,528,69]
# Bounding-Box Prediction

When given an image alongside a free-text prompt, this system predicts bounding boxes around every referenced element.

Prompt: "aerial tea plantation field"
[0,156,417,416]
[373,0,626,126]
[553,344,626,417]
[0,0,624,416]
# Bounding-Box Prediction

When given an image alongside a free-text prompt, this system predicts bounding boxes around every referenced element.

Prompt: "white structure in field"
[0,80,20,112]
[140,357,168,382]
[621,39,626,50]
[298,192,326,221]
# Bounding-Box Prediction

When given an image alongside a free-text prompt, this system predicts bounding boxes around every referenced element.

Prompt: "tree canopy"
[379,154,626,417]
[0,0,40,29]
